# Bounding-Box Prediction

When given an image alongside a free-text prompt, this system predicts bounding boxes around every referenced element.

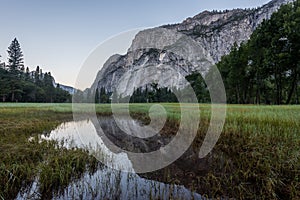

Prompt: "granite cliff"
[91,0,294,96]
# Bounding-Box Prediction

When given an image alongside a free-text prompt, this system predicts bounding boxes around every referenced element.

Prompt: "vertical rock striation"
[90,0,294,96]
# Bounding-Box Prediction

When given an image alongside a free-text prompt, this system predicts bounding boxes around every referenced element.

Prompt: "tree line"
[121,83,178,103]
[0,38,71,103]
[80,0,300,105]
[215,0,300,104]
[80,84,178,104]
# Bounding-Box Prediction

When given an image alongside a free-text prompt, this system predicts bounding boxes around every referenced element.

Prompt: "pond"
[18,117,205,199]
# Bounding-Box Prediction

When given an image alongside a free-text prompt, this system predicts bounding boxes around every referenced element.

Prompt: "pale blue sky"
[0,0,270,88]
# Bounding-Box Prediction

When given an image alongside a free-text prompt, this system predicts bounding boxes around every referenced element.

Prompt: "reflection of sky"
[0,0,269,88]
[40,120,134,172]
[35,119,205,200]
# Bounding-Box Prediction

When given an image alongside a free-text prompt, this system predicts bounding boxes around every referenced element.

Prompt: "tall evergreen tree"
[0,38,71,103]
[7,38,23,74]
[95,88,100,103]
[7,38,24,101]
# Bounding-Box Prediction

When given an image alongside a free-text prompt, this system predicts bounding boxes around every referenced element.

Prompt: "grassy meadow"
[0,103,99,199]
[0,103,299,199]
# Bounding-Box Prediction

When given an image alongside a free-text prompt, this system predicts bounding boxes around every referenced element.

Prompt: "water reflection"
[41,119,134,172]
[53,165,202,200]
[20,118,204,200]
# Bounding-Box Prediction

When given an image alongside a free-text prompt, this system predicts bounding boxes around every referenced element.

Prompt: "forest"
[0,38,71,103]
[215,0,300,104]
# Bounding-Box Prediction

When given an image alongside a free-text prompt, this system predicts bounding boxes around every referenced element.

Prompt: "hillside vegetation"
[215,0,300,104]
[0,38,70,103]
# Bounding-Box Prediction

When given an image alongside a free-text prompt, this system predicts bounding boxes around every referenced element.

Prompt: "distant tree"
[35,66,41,85]
[25,67,30,81]
[127,84,178,103]
[44,72,55,102]
[99,87,109,103]
[73,90,84,103]
[186,72,210,103]
[95,88,100,103]
[7,38,23,74]
[86,88,92,103]
[0,67,10,102]
[7,38,24,101]
[53,86,70,103]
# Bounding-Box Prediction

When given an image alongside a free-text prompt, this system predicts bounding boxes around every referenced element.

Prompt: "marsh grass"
[0,103,299,199]
[0,104,98,199]
[140,104,300,199]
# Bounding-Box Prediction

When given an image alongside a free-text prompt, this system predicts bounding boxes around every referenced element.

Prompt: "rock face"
[165,0,294,62]
[91,0,294,96]
[57,84,77,95]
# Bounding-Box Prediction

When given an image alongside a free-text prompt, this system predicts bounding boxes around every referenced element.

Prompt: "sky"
[0,0,270,89]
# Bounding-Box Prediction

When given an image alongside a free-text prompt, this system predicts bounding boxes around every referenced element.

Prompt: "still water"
[18,118,204,199]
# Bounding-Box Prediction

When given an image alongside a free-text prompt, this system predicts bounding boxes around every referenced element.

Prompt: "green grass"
[0,103,299,199]
[197,105,300,199]
[0,103,98,199]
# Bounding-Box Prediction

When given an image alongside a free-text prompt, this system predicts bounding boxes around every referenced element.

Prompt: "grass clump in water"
[0,104,98,199]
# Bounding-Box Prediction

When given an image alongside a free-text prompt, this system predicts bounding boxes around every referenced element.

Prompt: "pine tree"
[7,38,24,101]
[7,38,23,74]
[35,66,40,84]
[25,67,30,81]
[95,88,100,103]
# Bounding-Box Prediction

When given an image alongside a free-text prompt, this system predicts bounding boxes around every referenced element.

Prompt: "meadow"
[0,103,299,199]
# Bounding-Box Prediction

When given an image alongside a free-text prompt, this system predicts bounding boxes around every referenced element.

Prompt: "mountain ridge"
[90,0,294,97]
